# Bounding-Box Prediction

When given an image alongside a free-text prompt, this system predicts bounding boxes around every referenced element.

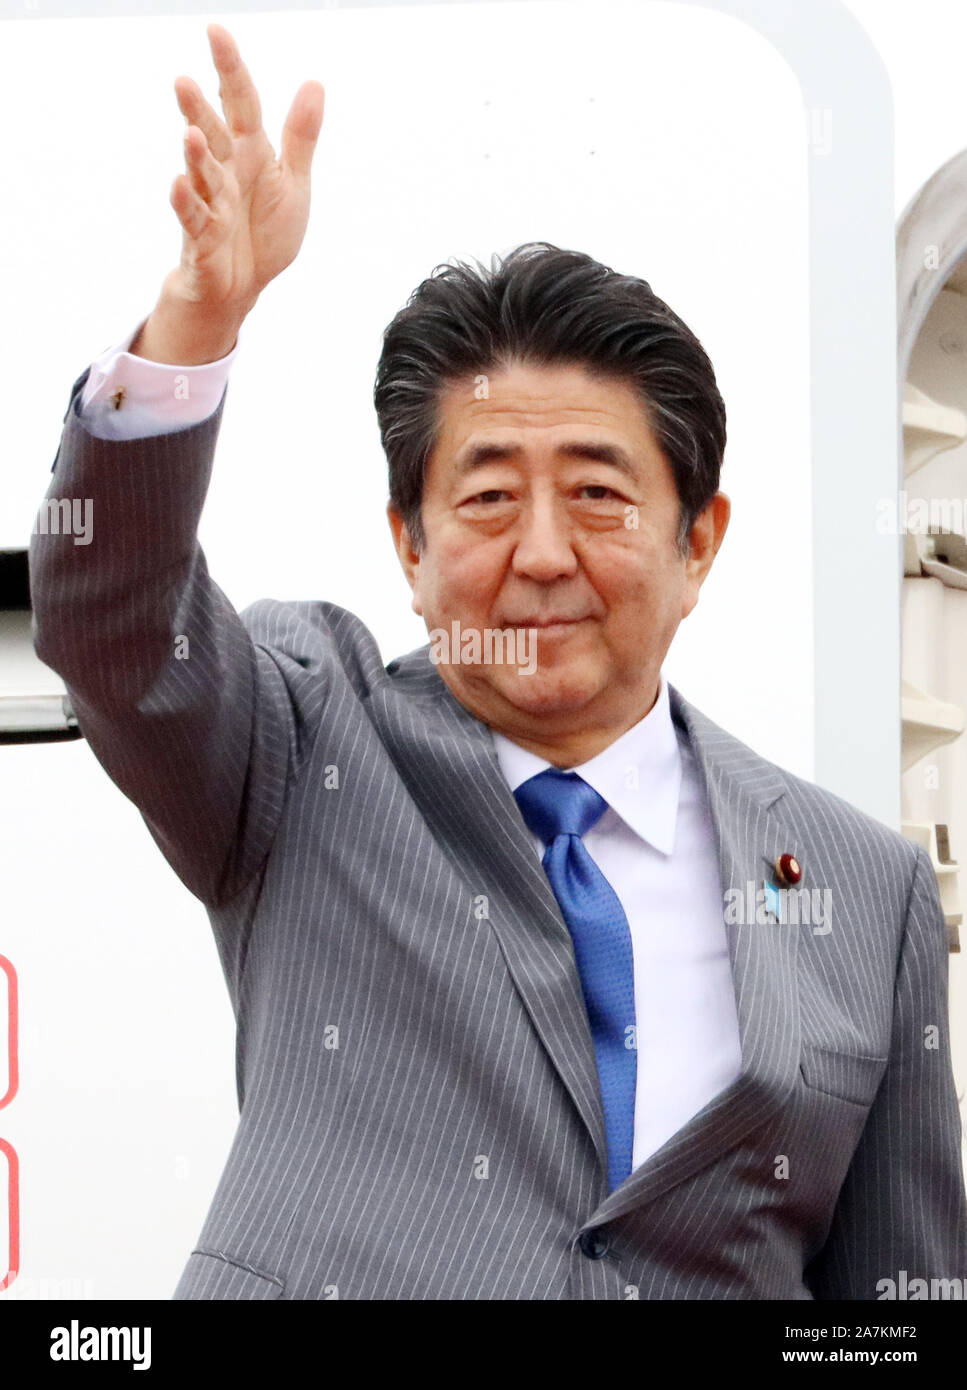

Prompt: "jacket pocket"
[173,1249,285,1300]
[798,1042,888,1106]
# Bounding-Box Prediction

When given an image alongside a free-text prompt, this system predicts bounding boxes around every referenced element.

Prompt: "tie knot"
[513,768,609,845]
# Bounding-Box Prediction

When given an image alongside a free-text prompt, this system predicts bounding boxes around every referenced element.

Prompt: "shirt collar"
[490,671,683,855]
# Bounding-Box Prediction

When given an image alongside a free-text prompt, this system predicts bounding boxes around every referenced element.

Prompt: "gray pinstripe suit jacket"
[28,369,967,1300]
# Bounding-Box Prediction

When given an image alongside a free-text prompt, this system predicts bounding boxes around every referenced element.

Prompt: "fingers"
[206,22,262,139]
[183,125,225,205]
[169,173,213,241]
[174,74,232,163]
[280,80,326,184]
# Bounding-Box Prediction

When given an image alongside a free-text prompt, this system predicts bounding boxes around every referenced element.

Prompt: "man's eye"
[579,485,618,500]
[473,490,508,504]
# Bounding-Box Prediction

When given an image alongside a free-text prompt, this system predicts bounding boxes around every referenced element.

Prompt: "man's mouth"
[505,616,588,628]
[504,617,590,640]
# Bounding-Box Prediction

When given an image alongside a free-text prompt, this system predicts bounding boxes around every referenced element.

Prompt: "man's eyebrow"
[454,440,639,476]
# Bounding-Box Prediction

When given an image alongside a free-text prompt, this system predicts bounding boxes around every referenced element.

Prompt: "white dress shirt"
[493,678,742,1169]
[75,321,745,1171]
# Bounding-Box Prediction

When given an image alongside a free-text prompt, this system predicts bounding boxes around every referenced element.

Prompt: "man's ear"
[387,503,423,616]
[681,491,730,621]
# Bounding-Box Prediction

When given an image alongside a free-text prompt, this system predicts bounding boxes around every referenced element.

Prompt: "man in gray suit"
[30,24,967,1299]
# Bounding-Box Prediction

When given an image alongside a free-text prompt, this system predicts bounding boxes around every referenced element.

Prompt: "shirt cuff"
[77,316,240,440]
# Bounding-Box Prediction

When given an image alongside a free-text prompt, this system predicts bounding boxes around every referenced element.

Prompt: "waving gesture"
[137,23,325,363]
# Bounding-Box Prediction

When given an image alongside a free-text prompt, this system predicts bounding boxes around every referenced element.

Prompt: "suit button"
[579,1229,609,1260]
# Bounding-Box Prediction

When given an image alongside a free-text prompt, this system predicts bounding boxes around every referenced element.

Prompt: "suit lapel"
[379,653,805,1219]
[586,683,805,1227]
[373,656,609,1180]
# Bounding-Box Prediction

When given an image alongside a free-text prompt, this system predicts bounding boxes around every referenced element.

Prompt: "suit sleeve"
[805,843,967,1298]
[28,370,324,909]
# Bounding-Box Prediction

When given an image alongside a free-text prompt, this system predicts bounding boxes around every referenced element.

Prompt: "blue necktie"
[513,768,637,1191]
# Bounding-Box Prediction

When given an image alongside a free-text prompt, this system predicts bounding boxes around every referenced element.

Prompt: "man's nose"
[511,499,579,582]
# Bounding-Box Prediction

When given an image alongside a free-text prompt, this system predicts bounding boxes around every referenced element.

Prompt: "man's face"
[389,359,729,760]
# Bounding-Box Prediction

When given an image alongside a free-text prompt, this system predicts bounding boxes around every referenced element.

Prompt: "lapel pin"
[774,853,802,887]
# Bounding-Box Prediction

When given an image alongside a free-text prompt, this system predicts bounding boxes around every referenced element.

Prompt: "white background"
[0,0,962,1297]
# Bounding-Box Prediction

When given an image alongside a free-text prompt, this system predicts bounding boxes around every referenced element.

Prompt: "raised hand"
[136,22,325,363]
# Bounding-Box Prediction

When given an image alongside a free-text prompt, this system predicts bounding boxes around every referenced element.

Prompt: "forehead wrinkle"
[453,438,641,480]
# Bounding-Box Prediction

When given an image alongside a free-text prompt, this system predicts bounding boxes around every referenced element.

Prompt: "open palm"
[163,22,325,317]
